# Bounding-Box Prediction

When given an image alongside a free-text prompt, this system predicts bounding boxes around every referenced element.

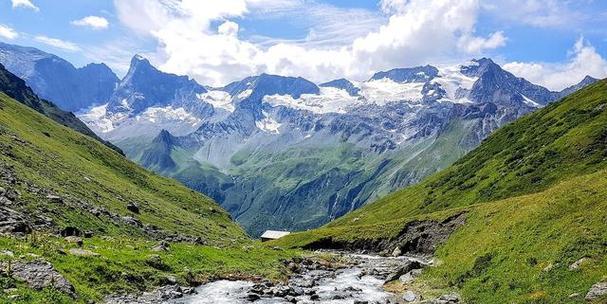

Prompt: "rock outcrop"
[1,260,75,296]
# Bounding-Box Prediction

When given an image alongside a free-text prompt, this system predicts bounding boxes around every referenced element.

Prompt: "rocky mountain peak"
[319,78,360,96]
[370,65,439,83]
[154,129,176,147]
[108,55,207,115]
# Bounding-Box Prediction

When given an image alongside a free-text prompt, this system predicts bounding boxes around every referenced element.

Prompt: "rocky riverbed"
[161,253,456,304]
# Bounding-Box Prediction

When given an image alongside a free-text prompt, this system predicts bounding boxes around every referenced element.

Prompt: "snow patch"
[198,91,234,112]
[77,103,115,133]
[263,87,361,114]
[359,79,424,104]
[521,95,542,108]
[237,89,253,100]
[256,112,282,134]
[136,106,201,126]
[433,64,478,100]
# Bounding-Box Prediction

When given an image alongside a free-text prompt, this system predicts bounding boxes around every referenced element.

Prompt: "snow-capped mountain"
[79,55,216,141]
[0,42,598,236]
[104,57,595,236]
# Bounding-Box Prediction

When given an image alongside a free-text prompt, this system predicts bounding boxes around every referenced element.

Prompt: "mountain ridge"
[0,42,119,112]
[274,79,607,303]
[0,43,599,236]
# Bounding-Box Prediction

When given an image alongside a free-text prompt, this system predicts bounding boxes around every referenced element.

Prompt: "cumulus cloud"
[218,21,239,37]
[458,31,507,54]
[115,0,503,86]
[72,16,110,30]
[503,38,607,91]
[0,24,18,40]
[11,0,39,11]
[34,35,81,52]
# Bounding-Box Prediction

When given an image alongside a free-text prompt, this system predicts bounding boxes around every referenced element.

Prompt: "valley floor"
[0,235,298,304]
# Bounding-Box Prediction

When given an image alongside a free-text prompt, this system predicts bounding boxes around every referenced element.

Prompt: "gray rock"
[569,257,590,271]
[399,268,423,284]
[2,260,75,296]
[431,293,461,304]
[46,195,63,203]
[104,285,194,304]
[122,216,142,227]
[0,207,31,235]
[151,241,170,252]
[586,281,607,301]
[5,189,18,201]
[68,248,100,257]
[403,290,418,302]
[385,260,423,282]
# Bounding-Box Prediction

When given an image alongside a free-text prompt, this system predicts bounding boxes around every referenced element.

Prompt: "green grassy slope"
[275,80,607,303]
[0,92,244,242]
[0,63,122,154]
[0,93,298,303]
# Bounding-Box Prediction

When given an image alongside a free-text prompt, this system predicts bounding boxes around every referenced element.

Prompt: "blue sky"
[1,0,606,90]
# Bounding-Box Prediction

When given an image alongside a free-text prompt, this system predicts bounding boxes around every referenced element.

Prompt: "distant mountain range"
[0,42,599,236]
[0,42,119,112]
[0,62,122,154]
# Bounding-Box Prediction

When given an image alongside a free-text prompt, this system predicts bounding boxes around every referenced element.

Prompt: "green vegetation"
[0,92,245,242]
[132,117,481,237]
[275,80,607,303]
[0,236,296,304]
[0,93,299,302]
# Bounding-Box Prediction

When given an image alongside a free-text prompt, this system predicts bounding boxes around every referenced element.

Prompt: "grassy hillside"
[275,80,607,303]
[0,93,297,303]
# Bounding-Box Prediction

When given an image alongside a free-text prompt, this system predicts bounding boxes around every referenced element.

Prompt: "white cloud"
[218,21,239,37]
[0,24,18,40]
[115,0,504,86]
[503,38,607,91]
[72,16,110,30]
[11,0,39,11]
[458,31,507,54]
[34,35,81,52]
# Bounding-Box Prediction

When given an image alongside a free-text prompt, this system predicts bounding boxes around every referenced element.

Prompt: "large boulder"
[0,206,31,235]
[2,260,75,296]
[384,260,423,283]
[586,281,607,301]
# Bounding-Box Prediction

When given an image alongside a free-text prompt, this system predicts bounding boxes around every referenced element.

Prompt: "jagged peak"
[581,75,599,83]
[471,57,495,65]
[319,78,360,96]
[129,54,153,70]
[153,129,176,148]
